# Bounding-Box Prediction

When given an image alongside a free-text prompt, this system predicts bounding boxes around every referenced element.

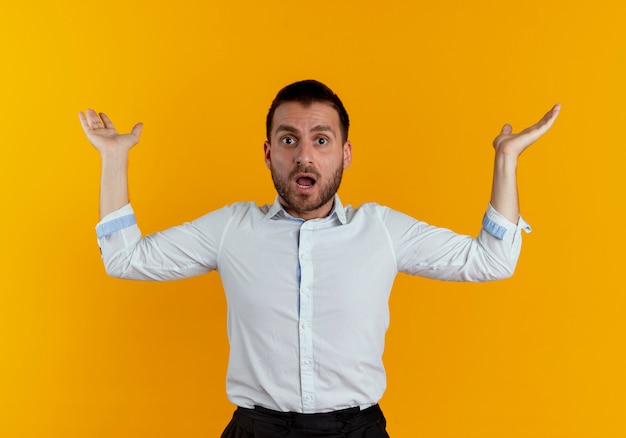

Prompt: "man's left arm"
[384,105,560,282]
[489,104,560,223]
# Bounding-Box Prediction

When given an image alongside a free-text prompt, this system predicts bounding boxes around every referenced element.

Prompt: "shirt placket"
[298,222,316,412]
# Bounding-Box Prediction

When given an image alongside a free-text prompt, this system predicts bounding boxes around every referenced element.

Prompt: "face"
[264,101,352,220]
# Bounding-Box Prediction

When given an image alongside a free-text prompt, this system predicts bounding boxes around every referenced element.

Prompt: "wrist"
[100,148,129,166]
[494,149,519,169]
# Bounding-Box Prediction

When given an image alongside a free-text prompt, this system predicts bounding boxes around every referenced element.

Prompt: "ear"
[342,141,352,169]
[264,141,271,169]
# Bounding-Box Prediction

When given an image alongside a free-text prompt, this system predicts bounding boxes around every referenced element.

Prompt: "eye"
[316,138,328,145]
[281,136,296,146]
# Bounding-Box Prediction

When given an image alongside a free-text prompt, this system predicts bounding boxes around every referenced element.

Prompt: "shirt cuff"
[95,204,136,238]
[482,204,532,240]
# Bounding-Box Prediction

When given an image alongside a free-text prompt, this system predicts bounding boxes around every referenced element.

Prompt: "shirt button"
[304,394,314,402]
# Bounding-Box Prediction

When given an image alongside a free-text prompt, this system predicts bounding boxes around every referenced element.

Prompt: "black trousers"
[220,404,390,437]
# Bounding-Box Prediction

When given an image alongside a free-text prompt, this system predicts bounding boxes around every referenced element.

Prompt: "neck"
[279,197,335,221]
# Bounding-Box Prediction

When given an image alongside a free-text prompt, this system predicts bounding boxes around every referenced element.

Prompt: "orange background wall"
[1,1,625,436]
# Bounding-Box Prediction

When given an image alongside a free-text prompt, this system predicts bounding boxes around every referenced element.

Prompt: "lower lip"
[295,183,315,194]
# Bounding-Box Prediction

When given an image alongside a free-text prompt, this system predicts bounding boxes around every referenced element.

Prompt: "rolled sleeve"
[472,204,532,279]
[96,206,137,238]
[482,204,532,240]
[95,204,143,265]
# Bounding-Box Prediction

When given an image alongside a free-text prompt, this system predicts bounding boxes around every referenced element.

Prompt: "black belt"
[235,404,384,432]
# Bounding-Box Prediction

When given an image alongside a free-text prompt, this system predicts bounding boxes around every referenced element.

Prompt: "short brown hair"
[266,80,350,143]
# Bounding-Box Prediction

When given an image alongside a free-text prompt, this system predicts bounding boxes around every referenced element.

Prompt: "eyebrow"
[275,124,336,136]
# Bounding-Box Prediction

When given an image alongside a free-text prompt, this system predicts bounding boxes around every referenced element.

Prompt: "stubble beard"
[271,164,344,217]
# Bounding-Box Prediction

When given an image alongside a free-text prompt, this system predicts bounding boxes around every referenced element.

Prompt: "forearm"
[99,150,131,219]
[79,109,142,219]
[489,151,520,224]
[488,103,560,223]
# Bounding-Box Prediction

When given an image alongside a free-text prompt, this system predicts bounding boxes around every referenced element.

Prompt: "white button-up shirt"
[96,196,530,413]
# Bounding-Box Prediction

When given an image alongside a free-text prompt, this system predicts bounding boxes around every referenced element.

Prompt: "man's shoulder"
[342,201,389,220]
[343,201,382,212]
[342,201,417,225]
[193,201,267,222]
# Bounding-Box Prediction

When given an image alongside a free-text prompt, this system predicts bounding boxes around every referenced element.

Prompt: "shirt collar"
[263,194,347,225]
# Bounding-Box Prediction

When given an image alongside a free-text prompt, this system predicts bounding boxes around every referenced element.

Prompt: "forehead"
[272,101,341,133]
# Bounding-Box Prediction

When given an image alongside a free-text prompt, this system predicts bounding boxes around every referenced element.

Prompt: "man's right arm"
[80,109,227,280]
[78,109,143,219]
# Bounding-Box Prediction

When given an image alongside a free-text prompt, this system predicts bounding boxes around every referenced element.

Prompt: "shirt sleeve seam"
[216,205,237,271]
[376,206,399,272]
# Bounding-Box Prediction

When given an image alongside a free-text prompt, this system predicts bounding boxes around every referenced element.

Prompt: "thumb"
[500,123,513,135]
[131,122,143,139]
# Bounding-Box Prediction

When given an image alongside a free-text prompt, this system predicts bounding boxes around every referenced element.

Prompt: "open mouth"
[296,175,317,189]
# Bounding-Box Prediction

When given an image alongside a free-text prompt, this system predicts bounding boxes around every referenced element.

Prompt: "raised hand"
[492,104,560,159]
[78,109,143,154]
[489,104,561,223]
[79,109,143,218]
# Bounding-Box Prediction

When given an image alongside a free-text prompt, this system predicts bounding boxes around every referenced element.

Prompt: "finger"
[99,112,116,130]
[78,111,90,133]
[536,103,561,128]
[84,108,104,129]
[500,123,513,135]
[545,103,561,127]
[537,103,560,127]
[520,103,561,139]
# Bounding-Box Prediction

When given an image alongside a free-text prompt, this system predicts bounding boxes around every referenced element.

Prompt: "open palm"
[493,104,560,157]
[78,109,142,153]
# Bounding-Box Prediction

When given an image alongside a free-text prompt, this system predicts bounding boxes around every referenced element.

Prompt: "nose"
[295,140,314,165]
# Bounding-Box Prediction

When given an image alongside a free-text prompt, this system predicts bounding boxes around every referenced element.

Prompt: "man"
[79,80,559,437]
